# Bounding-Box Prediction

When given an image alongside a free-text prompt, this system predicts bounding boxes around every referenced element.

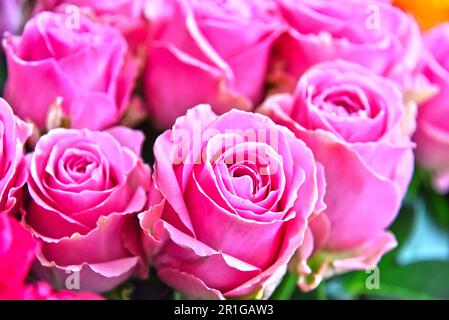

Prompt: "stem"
[271,273,298,300]
[316,283,327,300]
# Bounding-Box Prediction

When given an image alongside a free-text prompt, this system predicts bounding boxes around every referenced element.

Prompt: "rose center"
[318,88,373,119]
[231,166,259,195]
[66,156,95,175]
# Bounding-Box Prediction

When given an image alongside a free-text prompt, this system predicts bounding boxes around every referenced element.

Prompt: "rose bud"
[33,0,150,52]
[3,11,137,130]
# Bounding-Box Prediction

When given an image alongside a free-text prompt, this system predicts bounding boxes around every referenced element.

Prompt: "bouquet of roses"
[1,0,449,301]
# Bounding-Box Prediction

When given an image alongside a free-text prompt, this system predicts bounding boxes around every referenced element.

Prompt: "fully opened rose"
[414,24,449,194]
[139,104,326,299]
[24,127,151,292]
[144,0,283,129]
[270,0,422,93]
[0,98,32,215]
[3,11,137,130]
[260,60,415,290]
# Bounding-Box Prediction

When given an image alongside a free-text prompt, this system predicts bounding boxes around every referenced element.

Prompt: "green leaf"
[404,167,423,204]
[423,187,449,229]
[390,202,416,246]
[173,291,184,300]
[344,261,449,299]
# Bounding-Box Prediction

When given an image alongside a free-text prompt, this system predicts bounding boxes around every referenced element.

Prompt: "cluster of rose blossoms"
[1,0,449,300]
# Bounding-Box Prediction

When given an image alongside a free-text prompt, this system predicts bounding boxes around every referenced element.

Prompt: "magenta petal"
[0,215,39,290]
[33,257,139,293]
[106,126,145,156]
[158,268,224,300]
[145,44,250,129]
[185,171,285,269]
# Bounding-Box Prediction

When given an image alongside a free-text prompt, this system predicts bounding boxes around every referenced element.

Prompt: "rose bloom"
[140,104,326,299]
[24,127,151,293]
[414,24,449,194]
[0,98,32,215]
[33,0,150,51]
[3,11,137,130]
[270,0,422,93]
[144,0,283,129]
[0,214,102,300]
[260,60,414,290]
[0,214,38,298]
[0,0,22,36]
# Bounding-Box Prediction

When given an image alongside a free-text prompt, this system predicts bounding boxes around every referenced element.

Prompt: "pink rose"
[270,0,421,93]
[3,11,137,130]
[260,60,414,290]
[0,214,102,300]
[414,24,449,194]
[0,98,32,215]
[24,126,151,293]
[144,0,283,129]
[0,214,38,298]
[33,0,150,52]
[140,104,325,299]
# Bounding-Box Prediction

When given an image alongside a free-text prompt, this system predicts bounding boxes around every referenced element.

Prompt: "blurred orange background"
[394,0,449,30]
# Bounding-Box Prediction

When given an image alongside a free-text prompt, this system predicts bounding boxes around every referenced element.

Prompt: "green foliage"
[344,261,449,299]
[271,273,298,300]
